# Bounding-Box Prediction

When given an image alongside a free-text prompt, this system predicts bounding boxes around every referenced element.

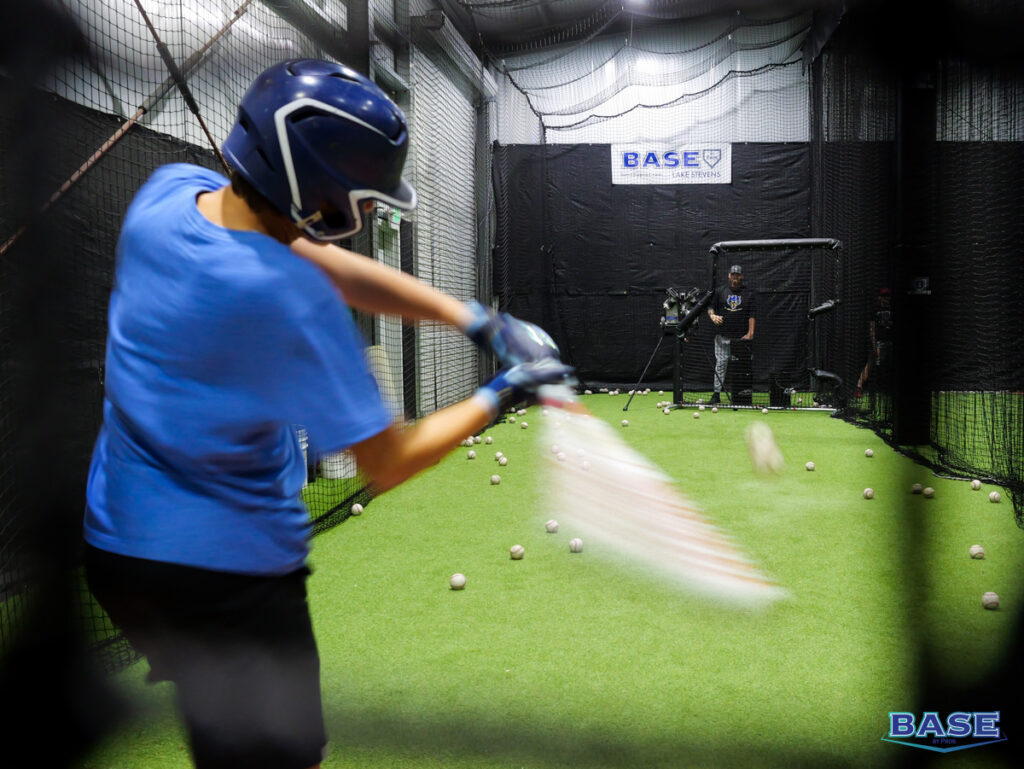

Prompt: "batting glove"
[476,358,576,415]
[463,301,559,367]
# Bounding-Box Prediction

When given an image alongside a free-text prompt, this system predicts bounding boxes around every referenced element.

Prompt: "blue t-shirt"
[84,164,392,575]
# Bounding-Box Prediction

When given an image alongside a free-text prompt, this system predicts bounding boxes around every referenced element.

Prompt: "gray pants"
[713,334,731,393]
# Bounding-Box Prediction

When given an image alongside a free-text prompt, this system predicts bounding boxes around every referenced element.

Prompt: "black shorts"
[84,544,326,769]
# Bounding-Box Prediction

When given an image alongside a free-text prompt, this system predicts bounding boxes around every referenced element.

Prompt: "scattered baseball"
[762,408,768,414]
[350,503,363,516]
[557,452,566,462]
[969,544,985,559]
[509,416,515,423]
[550,444,560,454]
[474,436,482,444]
[485,436,493,444]
[989,491,1001,503]
[467,450,476,460]
[450,573,466,590]
[865,449,874,457]
[521,422,528,429]
[693,411,700,419]
[490,474,501,485]
[569,537,584,553]
[745,421,784,475]
[982,591,1000,610]
[805,461,815,471]
[863,488,874,499]
[621,419,629,427]
[922,487,935,498]
[510,544,525,560]
[581,460,591,471]
[495,452,503,460]
[698,404,705,411]
[663,407,671,414]
[911,483,923,494]
[545,520,559,533]
[970,479,981,490]
[498,456,508,466]
[711,407,718,413]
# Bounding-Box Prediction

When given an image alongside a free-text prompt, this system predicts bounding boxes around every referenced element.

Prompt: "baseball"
[711,407,718,413]
[762,408,768,414]
[698,404,705,411]
[911,483,923,494]
[495,452,503,460]
[467,450,476,460]
[350,503,363,516]
[797,397,803,403]
[969,545,985,559]
[970,479,981,490]
[663,407,671,414]
[545,520,559,533]
[521,422,528,429]
[805,461,815,471]
[693,411,700,419]
[450,573,466,590]
[621,419,629,427]
[510,544,525,560]
[498,456,508,466]
[581,460,591,471]
[865,449,874,457]
[509,416,515,423]
[989,491,1001,503]
[863,488,874,499]
[490,474,501,485]
[557,452,566,461]
[474,436,482,444]
[923,487,935,498]
[485,436,493,444]
[569,537,583,553]
[982,591,999,610]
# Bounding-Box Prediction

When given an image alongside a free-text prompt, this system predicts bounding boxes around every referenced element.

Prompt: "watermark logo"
[882,711,1007,754]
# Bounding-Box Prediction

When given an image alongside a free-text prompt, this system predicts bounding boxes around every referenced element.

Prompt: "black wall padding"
[493,142,811,387]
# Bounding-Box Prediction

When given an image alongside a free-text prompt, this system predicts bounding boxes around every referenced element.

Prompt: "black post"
[892,63,935,445]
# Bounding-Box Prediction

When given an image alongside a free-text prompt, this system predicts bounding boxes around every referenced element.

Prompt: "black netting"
[814,9,1024,524]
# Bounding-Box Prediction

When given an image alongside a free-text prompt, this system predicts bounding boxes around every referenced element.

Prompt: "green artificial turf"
[77,395,1023,769]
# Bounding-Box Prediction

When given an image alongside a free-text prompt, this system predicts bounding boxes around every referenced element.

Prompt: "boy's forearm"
[353,394,496,492]
[291,237,474,329]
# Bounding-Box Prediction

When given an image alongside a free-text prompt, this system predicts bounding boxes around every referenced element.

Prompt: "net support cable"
[0,0,254,257]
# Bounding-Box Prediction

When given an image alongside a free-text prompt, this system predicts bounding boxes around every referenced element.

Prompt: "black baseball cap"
[729,264,743,274]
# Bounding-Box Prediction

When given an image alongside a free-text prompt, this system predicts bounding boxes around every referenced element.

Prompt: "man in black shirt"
[707,264,757,404]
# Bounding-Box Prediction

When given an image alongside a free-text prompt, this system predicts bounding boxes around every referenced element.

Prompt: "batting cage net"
[811,10,1024,525]
[1,0,493,672]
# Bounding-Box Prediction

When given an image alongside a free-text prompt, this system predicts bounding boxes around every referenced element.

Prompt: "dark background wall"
[493,142,811,388]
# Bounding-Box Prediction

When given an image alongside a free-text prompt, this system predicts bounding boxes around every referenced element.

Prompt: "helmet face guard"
[222,60,417,241]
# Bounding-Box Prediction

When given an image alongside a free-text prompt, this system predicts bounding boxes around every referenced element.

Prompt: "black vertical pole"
[892,62,936,445]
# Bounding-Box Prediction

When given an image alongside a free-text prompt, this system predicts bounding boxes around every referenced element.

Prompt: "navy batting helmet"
[222,59,416,241]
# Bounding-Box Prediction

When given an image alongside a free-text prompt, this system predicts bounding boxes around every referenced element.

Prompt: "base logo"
[883,711,1007,754]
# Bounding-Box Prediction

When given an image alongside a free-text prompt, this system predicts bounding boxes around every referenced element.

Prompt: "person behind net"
[854,286,893,399]
[82,59,572,769]
[706,264,757,405]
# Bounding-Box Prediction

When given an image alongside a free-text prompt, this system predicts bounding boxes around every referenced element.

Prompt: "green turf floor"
[77,395,1023,769]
